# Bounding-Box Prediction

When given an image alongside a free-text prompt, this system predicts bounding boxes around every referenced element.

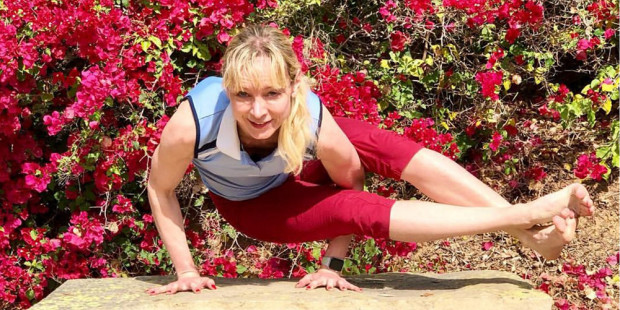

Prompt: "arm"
[295,107,363,291]
[316,107,362,264]
[316,106,365,191]
[146,100,216,294]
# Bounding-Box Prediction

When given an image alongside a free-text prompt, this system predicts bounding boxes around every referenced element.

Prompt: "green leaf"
[26,289,35,300]
[41,93,54,102]
[193,195,205,207]
[149,36,162,49]
[141,41,151,52]
[311,246,321,260]
[602,98,612,114]
[180,43,192,53]
[236,265,247,275]
[597,146,611,160]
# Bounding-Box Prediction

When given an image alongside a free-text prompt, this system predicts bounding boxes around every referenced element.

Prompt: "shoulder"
[186,76,226,105]
[161,99,196,151]
[186,76,229,120]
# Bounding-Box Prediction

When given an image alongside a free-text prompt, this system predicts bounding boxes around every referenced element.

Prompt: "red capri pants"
[209,117,424,243]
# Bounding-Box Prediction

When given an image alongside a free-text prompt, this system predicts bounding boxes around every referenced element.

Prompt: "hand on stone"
[146,271,216,295]
[295,268,362,292]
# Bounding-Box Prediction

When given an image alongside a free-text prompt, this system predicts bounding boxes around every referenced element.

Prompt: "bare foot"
[520,215,578,260]
[520,183,594,228]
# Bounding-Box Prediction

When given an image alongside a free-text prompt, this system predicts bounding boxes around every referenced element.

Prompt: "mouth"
[249,120,272,129]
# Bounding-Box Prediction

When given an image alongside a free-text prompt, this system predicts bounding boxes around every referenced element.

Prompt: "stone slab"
[31,270,552,310]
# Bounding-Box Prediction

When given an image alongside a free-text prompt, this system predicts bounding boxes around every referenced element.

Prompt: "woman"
[146,25,594,295]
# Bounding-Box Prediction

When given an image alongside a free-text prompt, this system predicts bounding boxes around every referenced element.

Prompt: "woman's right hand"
[146,272,217,295]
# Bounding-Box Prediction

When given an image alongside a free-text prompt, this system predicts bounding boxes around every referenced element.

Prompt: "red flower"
[334,34,346,44]
[574,153,608,181]
[524,166,547,181]
[390,31,408,52]
[505,27,520,43]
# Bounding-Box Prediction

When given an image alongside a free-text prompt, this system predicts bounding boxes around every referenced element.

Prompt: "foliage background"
[0,0,618,309]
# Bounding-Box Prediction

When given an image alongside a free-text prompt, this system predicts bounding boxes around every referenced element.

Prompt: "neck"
[238,128,279,150]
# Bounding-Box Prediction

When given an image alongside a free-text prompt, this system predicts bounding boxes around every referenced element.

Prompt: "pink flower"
[604,28,616,39]
[482,241,494,251]
[42,111,65,135]
[475,71,503,100]
[489,131,503,152]
[217,31,231,44]
[577,38,592,51]
[606,252,619,265]
[486,48,505,69]
[112,195,134,214]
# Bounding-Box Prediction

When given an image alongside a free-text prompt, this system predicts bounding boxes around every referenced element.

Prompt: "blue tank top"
[184,76,323,201]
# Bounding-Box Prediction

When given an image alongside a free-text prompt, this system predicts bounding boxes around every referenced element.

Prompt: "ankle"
[510,203,535,230]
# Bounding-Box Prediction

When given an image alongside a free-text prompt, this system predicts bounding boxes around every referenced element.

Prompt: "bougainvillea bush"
[0,0,617,309]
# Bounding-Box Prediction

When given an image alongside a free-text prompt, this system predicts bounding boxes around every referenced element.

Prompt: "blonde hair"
[221,25,315,175]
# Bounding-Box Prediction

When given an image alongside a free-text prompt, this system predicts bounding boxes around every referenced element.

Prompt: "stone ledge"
[31,270,551,310]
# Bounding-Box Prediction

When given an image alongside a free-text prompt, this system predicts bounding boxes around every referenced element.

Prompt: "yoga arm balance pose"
[146,24,595,295]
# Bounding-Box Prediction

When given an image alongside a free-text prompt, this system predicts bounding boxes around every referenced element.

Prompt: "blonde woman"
[146,25,594,294]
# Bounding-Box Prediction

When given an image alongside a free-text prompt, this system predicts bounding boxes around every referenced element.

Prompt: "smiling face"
[228,56,297,146]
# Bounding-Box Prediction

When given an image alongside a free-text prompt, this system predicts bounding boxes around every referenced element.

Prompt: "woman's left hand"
[295,268,362,292]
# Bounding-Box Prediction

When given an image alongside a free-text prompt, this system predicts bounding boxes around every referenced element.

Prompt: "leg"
[389,185,590,243]
[333,117,594,259]
[400,148,594,259]
[209,177,395,243]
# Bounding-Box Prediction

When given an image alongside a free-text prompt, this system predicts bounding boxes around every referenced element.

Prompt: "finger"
[202,277,217,290]
[167,282,179,294]
[325,279,336,291]
[336,279,348,291]
[295,275,312,288]
[338,279,362,292]
[307,279,326,290]
[190,282,201,293]
[146,287,162,295]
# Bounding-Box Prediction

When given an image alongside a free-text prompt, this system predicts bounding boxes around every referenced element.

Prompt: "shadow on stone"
[347,272,531,291]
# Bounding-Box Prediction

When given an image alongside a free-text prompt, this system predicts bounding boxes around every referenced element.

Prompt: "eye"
[267,90,282,97]
[236,91,250,98]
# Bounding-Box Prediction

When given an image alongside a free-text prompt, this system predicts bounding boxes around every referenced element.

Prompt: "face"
[228,57,298,146]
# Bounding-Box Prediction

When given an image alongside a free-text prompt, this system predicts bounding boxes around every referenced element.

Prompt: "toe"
[553,215,568,233]
[571,183,588,201]
[562,217,577,242]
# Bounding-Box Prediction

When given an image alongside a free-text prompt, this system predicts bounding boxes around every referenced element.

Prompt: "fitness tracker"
[321,256,345,272]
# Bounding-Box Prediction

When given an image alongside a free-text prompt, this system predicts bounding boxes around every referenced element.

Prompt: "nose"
[250,97,267,120]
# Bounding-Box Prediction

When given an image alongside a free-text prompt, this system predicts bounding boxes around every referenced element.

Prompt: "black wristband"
[321,256,345,272]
